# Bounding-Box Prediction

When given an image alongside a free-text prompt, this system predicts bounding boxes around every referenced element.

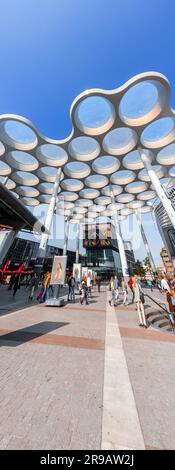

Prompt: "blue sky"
[0,0,174,264]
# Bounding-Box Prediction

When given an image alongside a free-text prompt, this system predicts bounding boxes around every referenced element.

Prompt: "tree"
[144,256,153,280]
[134,259,146,277]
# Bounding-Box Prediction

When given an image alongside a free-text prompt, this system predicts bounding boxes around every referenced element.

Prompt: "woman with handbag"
[133,276,147,328]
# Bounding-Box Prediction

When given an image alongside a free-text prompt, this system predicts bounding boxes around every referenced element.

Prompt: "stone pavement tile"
[120,326,175,343]
[0,329,104,350]
[0,291,107,340]
[0,308,105,450]
[121,337,175,450]
[102,293,145,450]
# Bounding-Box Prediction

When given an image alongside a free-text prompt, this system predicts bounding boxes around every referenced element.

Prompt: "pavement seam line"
[101,291,145,450]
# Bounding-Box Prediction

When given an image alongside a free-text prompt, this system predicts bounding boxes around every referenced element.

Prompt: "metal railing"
[143,290,175,332]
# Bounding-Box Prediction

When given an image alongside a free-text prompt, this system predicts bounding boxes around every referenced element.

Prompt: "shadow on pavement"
[0,321,69,347]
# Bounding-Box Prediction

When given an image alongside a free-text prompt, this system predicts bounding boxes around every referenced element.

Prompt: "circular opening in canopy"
[119,80,166,126]
[156,143,175,166]
[11,171,39,186]
[128,200,145,209]
[85,174,108,189]
[0,161,11,176]
[37,167,64,183]
[21,197,39,206]
[16,186,39,197]
[137,190,156,201]
[61,179,84,192]
[6,150,38,171]
[68,136,100,161]
[64,161,90,178]
[92,156,120,175]
[103,127,137,155]
[111,170,135,185]
[141,117,175,149]
[74,96,116,135]
[36,144,68,166]
[0,177,16,189]
[0,120,38,150]
[123,149,153,170]
[75,199,93,207]
[59,191,78,202]
[101,184,123,196]
[80,188,100,199]
[38,182,56,194]
[138,165,165,182]
[116,192,135,203]
[95,196,111,205]
[126,181,148,194]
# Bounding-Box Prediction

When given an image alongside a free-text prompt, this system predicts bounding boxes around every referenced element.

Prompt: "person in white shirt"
[87,275,92,297]
[161,276,170,293]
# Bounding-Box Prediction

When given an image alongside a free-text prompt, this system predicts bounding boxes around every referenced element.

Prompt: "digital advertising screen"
[83,223,112,248]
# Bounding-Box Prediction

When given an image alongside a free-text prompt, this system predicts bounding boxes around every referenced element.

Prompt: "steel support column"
[63,217,70,256]
[75,222,80,264]
[38,168,61,259]
[135,210,156,273]
[110,186,128,277]
[140,148,175,229]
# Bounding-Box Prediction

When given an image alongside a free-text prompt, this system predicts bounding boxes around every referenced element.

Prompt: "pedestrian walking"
[97,275,101,293]
[79,281,88,305]
[121,277,128,305]
[133,276,147,328]
[13,275,20,297]
[128,277,134,303]
[67,276,72,301]
[114,275,119,304]
[109,277,115,306]
[44,272,51,301]
[70,276,75,303]
[29,273,38,300]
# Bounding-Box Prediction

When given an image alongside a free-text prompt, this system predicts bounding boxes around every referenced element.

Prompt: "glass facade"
[83,223,135,279]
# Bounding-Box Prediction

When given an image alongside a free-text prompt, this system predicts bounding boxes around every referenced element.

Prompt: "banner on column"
[82,267,88,281]
[87,269,93,279]
[50,256,67,285]
[73,263,81,281]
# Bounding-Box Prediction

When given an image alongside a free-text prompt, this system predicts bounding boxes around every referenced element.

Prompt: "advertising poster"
[87,269,93,279]
[73,263,81,281]
[82,267,88,281]
[50,256,67,285]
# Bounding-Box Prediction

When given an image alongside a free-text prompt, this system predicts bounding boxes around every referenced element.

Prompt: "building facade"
[83,222,135,279]
[154,187,175,259]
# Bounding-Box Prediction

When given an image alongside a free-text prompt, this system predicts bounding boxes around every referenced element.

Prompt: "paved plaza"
[0,287,175,450]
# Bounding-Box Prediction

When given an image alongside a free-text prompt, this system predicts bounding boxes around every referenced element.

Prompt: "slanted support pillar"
[110,186,128,277]
[135,210,156,273]
[0,230,17,265]
[139,147,175,229]
[38,168,61,260]
[75,222,80,264]
[63,217,70,256]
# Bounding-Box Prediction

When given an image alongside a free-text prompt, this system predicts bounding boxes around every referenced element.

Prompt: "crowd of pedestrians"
[4,268,175,330]
[109,274,147,327]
